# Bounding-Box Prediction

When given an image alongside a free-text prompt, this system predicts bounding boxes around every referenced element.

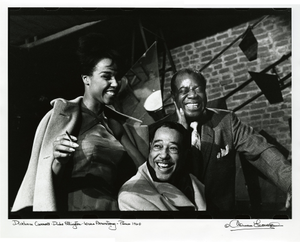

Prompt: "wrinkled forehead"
[174,72,205,89]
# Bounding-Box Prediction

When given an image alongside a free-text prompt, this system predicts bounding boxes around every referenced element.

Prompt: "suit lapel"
[201,119,214,178]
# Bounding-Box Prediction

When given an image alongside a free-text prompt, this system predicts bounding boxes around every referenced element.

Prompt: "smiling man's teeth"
[157,162,172,168]
[186,103,198,110]
[106,91,116,96]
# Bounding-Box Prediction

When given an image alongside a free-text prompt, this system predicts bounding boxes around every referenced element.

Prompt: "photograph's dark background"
[9,8,291,218]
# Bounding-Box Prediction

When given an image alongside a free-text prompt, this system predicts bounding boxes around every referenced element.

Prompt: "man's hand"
[174,101,188,129]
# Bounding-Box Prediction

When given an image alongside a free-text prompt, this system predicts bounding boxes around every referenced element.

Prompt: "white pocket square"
[217,145,229,159]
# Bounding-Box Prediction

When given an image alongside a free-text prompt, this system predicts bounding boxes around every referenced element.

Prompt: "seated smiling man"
[118,121,206,211]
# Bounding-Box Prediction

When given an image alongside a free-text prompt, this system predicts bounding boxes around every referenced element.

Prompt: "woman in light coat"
[11,33,148,212]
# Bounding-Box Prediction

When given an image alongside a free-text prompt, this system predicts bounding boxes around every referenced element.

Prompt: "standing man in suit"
[171,68,291,212]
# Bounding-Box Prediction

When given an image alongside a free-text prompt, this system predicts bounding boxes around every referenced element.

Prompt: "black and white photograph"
[1,2,299,241]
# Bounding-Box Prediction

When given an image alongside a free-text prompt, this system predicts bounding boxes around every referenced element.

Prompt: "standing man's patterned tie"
[190,121,201,150]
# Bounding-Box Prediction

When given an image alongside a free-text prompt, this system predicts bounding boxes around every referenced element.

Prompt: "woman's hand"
[52,133,79,175]
[174,101,188,129]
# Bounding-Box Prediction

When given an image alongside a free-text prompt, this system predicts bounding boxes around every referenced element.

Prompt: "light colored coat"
[118,162,206,211]
[11,97,149,212]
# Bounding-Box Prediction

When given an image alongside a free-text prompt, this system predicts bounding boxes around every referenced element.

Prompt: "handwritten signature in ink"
[224,219,283,231]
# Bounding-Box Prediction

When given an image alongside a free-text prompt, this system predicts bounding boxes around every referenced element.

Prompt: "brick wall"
[161,15,292,155]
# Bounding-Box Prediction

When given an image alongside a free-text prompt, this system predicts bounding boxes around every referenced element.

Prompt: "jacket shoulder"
[119,163,151,193]
[49,96,82,115]
[206,108,235,127]
[207,107,232,116]
[50,96,83,107]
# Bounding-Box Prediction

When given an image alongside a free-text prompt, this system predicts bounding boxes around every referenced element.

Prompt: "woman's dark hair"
[76,33,123,76]
[149,121,191,151]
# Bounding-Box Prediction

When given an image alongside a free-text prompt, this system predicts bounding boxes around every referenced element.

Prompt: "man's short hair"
[170,68,207,94]
[149,121,191,151]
